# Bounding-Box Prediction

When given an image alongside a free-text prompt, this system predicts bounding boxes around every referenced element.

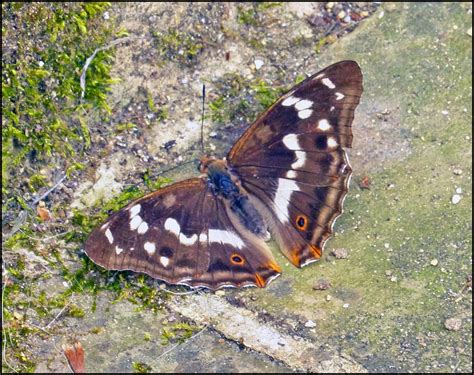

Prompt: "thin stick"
[30,174,67,208]
[155,324,208,363]
[80,36,134,99]
[201,84,206,154]
[2,278,18,373]
[45,303,69,329]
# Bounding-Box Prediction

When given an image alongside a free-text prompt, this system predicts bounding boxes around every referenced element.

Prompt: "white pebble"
[455,187,462,194]
[305,320,317,328]
[254,59,264,70]
[451,194,462,204]
[103,11,110,20]
[430,259,438,266]
[343,303,349,309]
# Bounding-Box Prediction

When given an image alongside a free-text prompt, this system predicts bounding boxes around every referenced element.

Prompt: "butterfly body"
[85,61,363,289]
[202,157,269,240]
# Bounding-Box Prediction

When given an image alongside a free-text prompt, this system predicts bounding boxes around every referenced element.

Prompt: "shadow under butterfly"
[85,61,363,290]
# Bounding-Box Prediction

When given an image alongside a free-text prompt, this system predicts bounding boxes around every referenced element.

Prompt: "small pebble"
[38,61,44,67]
[326,2,334,10]
[453,169,462,175]
[313,278,332,290]
[444,317,462,331]
[326,295,332,302]
[467,27,472,37]
[338,10,346,19]
[342,303,349,309]
[385,270,393,276]
[305,320,317,328]
[360,11,369,18]
[254,59,264,70]
[390,275,397,282]
[103,11,110,20]
[331,248,348,259]
[451,194,462,204]
[455,187,462,194]
[430,259,439,266]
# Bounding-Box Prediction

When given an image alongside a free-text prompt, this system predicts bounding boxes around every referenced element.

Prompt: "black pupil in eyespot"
[297,217,305,227]
[232,255,242,263]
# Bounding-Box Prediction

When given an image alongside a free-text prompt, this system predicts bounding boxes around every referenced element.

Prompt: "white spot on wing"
[283,134,300,150]
[164,218,180,236]
[101,222,110,231]
[144,241,156,256]
[199,233,208,243]
[274,179,300,223]
[283,134,306,169]
[129,204,141,218]
[160,256,170,267]
[286,170,297,179]
[322,77,335,89]
[282,95,300,106]
[130,215,143,230]
[318,119,332,131]
[105,228,114,244]
[208,229,245,249]
[294,99,312,111]
[327,137,338,148]
[298,109,312,119]
[335,92,345,100]
[179,233,198,246]
[292,151,306,169]
[164,217,197,246]
[115,245,123,255]
[137,221,149,234]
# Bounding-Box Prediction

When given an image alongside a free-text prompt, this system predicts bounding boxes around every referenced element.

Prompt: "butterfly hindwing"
[84,178,281,289]
[227,61,363,267]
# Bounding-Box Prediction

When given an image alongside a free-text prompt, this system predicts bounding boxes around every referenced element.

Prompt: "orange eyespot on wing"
[295,215,309,231]
[230,253,245,265]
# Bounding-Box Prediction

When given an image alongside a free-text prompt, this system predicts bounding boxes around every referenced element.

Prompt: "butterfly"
[85,61,363,289]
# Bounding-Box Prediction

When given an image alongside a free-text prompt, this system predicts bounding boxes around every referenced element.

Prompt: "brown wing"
[227,61,363,267]
[85,178,280,289]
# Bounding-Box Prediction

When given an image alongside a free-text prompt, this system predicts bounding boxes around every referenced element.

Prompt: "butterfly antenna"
[201,84,206,155]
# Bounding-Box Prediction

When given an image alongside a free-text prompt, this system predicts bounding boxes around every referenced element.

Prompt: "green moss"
[152,28,204,66]
[161,322,201,345]
[115,122,137,133]
[132,361,153,373]
[28,174,48,192]
[237,3,283,26]
[2,2,116,204]
[68,305,86,318]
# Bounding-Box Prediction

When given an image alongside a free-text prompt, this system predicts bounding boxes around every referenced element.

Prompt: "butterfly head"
[199,155,227,174]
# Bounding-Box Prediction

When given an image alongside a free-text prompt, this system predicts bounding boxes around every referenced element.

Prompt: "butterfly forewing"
[228,61,363,267]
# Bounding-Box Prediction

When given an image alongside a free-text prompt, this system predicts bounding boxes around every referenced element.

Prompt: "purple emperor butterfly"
[85,61,363,289]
